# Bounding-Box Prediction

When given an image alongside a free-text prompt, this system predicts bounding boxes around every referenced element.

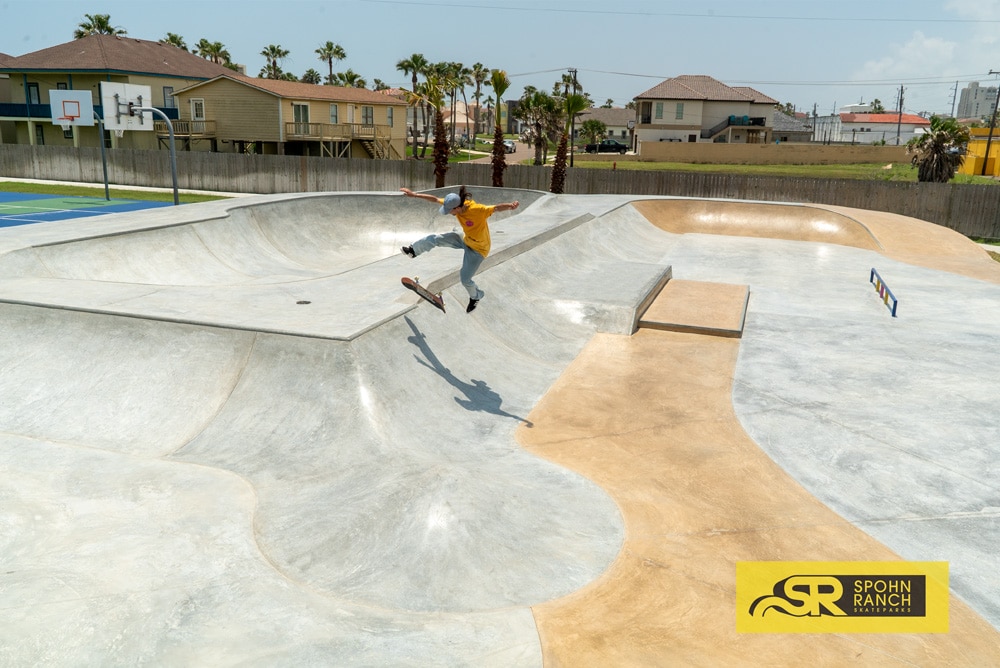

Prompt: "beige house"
[0,34,232,149]
[172,75,408,159]
[633,75,777,149]
[576,107,635,145]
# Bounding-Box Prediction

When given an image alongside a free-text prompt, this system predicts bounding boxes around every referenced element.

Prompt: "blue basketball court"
[0,191,173,228]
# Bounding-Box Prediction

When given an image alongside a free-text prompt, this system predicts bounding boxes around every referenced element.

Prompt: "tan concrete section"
[639,279,749,338]
[633,198,1000,284]
[519,330,1000,667]
[814,204,1000,284]
[632,199,882,250]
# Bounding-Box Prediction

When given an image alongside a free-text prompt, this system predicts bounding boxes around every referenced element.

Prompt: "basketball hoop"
[114,128,124,139]
[59,121,72,134]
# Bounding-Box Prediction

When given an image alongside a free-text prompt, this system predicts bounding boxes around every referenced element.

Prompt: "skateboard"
[401,277,446,312]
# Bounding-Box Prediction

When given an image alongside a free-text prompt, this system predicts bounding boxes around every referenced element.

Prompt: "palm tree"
[516,90,559,166]
[160,33,187,51]
[74,14,126,38]
[581,118,607,146]
[333,69,367,88]
[396,53,429,158]
[412,73,449,187]
[486,69,510,187]
[550,94,588,194]
[455,64,474,146]
[260,44,290,79]
[471,62,489,136]
[906,116,970,183]
[196,40,230,65]
[301,69,323,85]
[316,42,346,85]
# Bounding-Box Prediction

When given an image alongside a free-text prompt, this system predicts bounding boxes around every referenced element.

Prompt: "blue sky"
[3,0,999,116]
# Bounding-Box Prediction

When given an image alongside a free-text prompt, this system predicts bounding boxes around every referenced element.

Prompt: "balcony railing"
[153,119,216,137]
[284,122,390,141]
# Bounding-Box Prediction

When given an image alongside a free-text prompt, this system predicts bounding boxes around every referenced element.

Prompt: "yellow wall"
[957,128,1000,177]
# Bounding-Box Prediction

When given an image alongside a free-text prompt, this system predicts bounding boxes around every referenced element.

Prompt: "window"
[163,86,175,108]
[56,82,68,90]
[387,107,393,127]
[655,102,663,120]
[27,83,40,105]
[675,103,684,120]
[329,103,338,124]
[293,103,310,135]
[35,124,45,145]
[361,106,374,125]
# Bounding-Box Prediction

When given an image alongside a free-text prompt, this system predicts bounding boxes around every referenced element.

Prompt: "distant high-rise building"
[957,82,998,119]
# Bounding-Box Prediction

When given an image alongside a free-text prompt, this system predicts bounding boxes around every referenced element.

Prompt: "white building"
[812,111,930,145]
[957,82,998,120]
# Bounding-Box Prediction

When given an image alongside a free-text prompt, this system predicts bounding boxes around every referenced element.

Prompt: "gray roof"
[578,107,634,126]
[772,111,812,132]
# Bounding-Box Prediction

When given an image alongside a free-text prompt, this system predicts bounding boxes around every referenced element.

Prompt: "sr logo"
[749,575,847,618]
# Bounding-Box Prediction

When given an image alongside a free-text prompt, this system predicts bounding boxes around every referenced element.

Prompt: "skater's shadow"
[404,317,533,427]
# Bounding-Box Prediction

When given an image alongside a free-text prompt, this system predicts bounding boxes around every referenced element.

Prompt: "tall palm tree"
[455,64,473,145]
[160,33,187,51]
[412,73,450,187]
[74,14,126,38]
[906,116,970,183]
[550,94,588,194]
[260,44,290,79]
[316,41,346,85]
[486,69,510,187]
[396,53,429,158]
[471,62,489,136]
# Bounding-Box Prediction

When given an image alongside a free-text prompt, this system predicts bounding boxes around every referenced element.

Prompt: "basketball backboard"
[99,81,153,132]
[49,90,95,127]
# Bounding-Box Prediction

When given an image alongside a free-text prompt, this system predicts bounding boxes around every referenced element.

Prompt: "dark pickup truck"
[584,139,628,154]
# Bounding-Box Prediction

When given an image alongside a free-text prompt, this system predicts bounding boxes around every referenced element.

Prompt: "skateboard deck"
[401,277,446,312]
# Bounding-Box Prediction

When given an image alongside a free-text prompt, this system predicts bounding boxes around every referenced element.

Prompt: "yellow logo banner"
[736,561,949,633]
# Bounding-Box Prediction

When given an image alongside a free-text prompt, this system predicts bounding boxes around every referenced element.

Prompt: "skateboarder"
[399,185,520,312]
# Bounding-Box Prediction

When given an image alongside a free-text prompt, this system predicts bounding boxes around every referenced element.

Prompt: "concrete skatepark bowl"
[2,189,999,665]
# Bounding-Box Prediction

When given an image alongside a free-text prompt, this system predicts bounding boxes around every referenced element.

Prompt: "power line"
[577,68,995,88]
[359,0,1000,23]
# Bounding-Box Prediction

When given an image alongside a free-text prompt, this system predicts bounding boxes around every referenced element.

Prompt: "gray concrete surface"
[2,188,999,665]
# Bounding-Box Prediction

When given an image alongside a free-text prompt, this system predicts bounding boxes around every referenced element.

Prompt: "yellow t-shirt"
[441,198,496,257]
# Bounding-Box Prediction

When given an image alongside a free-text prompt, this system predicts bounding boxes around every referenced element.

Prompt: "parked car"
[585,139,628,154]
[503,139,516,154]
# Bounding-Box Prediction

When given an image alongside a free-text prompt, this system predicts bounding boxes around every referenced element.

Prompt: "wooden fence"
[2,144,998,239]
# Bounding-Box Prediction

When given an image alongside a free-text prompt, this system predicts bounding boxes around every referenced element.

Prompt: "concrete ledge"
[638,279,750,338]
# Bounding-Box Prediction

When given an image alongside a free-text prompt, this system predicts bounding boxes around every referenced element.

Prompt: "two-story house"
[172,74,407,158]
[0,34,231,149]
[0,34,407,159]
[633,75,777,149]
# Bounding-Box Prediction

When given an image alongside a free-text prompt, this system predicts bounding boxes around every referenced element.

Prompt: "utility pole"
[569,67,578,167]
[982,70,1000,177]
[896,85,904,145]
[950,81,958,118]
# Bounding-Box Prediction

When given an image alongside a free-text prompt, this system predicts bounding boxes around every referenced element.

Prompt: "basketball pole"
[135,106,179,206]
[93,110,110,201]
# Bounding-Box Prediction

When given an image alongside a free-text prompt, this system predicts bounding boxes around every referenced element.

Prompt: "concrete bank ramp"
[0,189,673,665]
